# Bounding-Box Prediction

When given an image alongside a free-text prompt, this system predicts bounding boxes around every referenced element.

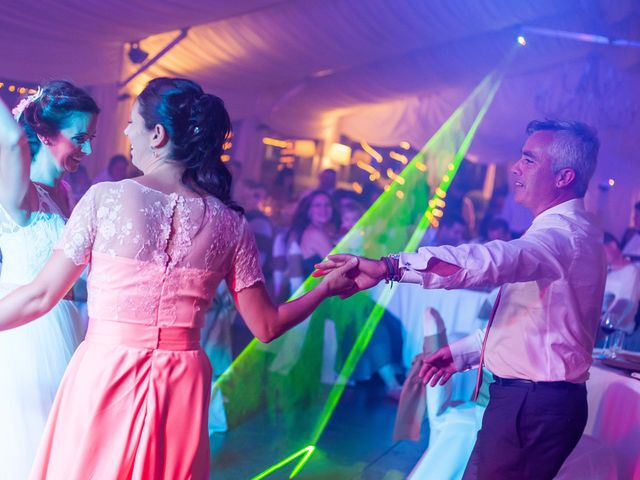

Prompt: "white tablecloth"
[585,362,640,480]
[383,284,491,367]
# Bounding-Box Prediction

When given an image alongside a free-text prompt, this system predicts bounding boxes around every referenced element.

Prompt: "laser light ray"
[216,45,516,479]
[251,445,316,479]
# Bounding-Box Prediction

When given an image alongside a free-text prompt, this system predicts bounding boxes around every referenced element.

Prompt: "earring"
[150,146,159,159]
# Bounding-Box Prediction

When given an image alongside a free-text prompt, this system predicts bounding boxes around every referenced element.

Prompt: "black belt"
[492,375,585,390]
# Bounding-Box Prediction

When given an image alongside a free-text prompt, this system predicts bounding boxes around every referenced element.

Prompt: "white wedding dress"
[0,184,83,479]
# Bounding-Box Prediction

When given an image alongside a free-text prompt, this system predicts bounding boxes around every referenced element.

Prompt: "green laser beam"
[218,47,517,478]
[251,445,316,479]
[308,65,508,447]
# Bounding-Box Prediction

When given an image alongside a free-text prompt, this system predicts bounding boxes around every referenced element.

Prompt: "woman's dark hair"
[136,77,242,213]
[19,80,100,159]
[287,190,339,244]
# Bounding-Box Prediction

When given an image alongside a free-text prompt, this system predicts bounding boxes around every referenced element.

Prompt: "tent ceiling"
[1,0,639,232]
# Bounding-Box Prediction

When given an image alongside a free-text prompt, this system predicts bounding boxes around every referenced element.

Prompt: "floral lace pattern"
[0,184,68,284]
[57,180,263,326]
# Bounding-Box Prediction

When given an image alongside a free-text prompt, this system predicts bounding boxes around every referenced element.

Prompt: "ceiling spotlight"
[517,35,527,46]
[128,42,149,64]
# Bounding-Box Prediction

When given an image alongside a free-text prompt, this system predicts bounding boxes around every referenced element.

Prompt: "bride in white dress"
[0,81,99,479]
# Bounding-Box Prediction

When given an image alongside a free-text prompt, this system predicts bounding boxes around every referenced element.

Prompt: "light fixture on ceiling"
[128,42,149,64]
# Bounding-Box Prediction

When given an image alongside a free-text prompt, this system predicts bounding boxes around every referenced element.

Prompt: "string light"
[399,141,411,150]
[356,160,379,178]
[262,137,289,148]
[0,82,35,94]
[415,161,427,172]
[389,151,409,165]
[359,140,383,163]
[351,182,363,194]
[395,190,404,200]
[386,168,405,185]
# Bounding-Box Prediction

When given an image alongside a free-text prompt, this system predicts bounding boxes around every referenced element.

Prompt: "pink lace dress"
[29,179,263,479]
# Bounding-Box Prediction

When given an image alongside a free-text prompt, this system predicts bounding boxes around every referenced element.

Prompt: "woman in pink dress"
[0,77,358,479]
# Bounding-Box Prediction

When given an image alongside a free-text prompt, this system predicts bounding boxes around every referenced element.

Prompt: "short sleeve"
[55,185,98,266]
[226,217,265,293]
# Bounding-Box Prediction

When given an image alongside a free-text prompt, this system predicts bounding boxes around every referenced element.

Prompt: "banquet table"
[382,284,492,367]
[584,361,640,480]
[380,284,492,402]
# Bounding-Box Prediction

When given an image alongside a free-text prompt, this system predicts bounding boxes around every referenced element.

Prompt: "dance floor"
[210,378,429,479]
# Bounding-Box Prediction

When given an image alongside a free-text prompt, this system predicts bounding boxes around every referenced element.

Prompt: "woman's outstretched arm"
[0,251,85,330]
[234,257,358,343]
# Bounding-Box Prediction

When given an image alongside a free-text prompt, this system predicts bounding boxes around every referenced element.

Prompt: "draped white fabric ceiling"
[1,0,639,232]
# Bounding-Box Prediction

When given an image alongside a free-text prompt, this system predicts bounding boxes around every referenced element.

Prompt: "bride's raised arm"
[0,96,33,217]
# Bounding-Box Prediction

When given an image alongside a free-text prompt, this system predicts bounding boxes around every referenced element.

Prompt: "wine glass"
[600,314,617,358]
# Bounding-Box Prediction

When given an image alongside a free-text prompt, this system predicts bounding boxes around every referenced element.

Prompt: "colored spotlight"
[517,35,527,46]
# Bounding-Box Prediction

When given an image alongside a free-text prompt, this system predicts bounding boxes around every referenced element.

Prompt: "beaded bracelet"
[380,254,402,284]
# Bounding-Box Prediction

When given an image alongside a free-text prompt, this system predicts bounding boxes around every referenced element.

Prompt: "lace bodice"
[57,180,263,327]
[0,184,67,285]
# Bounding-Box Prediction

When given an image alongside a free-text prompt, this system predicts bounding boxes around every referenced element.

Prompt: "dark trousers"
[462,377,588,480]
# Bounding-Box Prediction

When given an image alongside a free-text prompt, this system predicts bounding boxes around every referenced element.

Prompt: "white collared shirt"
[398,198,607,382]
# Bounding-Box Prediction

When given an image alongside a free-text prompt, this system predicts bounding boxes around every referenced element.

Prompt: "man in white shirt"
[316,120,606,479]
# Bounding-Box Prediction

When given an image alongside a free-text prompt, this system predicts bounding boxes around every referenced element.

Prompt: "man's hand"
[314,254,386,294]
[320,256,360,299]
[418,345,458,387]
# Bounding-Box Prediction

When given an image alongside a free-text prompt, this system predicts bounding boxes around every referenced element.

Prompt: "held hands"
[314,254,386,296]
[418,345,458,387]
[319,256,361,299]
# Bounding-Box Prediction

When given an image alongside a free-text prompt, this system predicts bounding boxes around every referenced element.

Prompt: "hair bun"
[137,77,241,213]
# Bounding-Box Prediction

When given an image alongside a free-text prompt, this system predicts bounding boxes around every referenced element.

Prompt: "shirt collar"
[532,198,585,225]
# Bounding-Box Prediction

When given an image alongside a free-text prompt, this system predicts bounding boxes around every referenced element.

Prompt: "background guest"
[622,201,640,261]
[602,232,640,336]
[94,153,130,183]
[485,217,511,242]
[65,164,92,207]
[421,214,468,247]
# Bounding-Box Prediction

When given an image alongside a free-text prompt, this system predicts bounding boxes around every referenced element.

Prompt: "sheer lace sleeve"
[226,217,265,292]
[56,185,97,266]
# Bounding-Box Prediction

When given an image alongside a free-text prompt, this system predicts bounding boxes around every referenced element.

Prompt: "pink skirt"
[30,320,212,479]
